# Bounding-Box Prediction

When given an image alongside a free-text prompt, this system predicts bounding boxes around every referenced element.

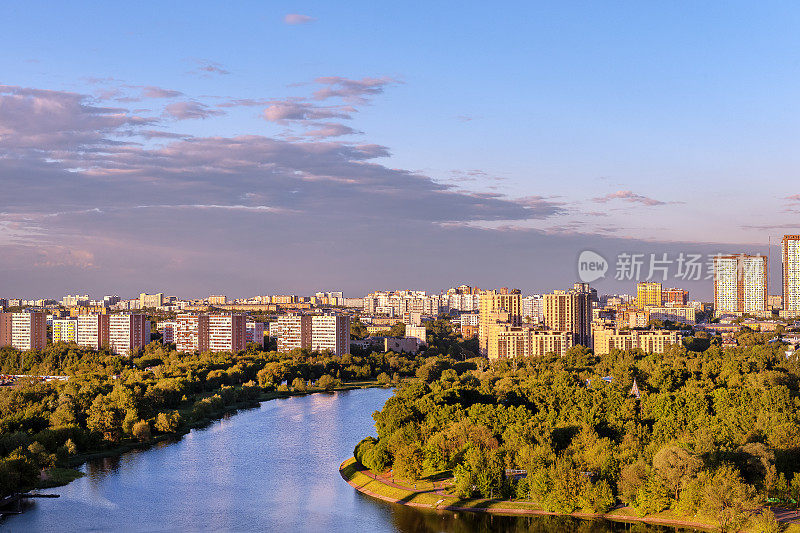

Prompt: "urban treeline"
[0,321,471,497]
[355,339,800,531]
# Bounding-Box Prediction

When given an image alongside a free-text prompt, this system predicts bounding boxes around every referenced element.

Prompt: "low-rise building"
[593,327,683,355]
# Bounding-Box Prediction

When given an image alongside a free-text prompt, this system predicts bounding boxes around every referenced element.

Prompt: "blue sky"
[1,2,798,299]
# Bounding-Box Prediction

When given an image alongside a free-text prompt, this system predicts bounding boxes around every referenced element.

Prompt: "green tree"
[652,444,703,500]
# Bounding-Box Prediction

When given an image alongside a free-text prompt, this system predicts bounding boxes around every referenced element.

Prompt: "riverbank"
[24,381,389,495]
[340,457,800,532]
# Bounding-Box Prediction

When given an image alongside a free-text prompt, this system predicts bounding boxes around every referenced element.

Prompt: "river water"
[2,388,688,532]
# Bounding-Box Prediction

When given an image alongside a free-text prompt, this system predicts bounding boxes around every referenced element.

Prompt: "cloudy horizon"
[1,3,798,301]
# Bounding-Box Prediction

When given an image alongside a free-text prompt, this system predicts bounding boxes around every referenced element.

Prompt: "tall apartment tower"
[77,314,110,349]
[53,318,79,343]
[636,282,662,309]
[175,314,245,353]
[713,254,767,316]
[311,315,351,356]
[783,235,800,318]
[207,314,246,353]
[276,314,313,353]
[109,314,151,356]
[543,285,593,348]
[0,312,47,351]
[176,314,207,352]
[478,288,522,357]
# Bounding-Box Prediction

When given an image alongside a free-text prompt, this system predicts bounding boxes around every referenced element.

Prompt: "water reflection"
[2,388,689,533]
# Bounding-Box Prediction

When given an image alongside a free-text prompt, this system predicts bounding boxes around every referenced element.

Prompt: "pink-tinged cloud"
[313,76,399,103]
[784,194,800,202]
[592,190,667,206]
[189,60,230,76]
[142,86,183,99]
[303,123,360,138]
[262,100,353,122]
[164,101,224,120]
[284,13,315,25]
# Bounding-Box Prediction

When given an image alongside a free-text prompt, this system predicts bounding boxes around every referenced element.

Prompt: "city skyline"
[2,2,800,298]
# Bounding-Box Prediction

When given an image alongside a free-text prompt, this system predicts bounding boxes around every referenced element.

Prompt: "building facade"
[636,282,662,309]
[713,254,767,316]
[478,288,522,357]
[0,312,47,351]
[175,313,245,353]
[52,318,78,343]
[109,314,151,356]
[543,285,593,348]
[276,314,313,353]
[310,315,351,356]
[783,235,800,318]
[77,314,110,349]
[593,328,683,355]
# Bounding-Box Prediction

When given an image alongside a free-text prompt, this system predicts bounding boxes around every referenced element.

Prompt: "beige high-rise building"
[208,295,227,306]
[783,235,800,318]
[636,282,662,309]
[593,327,682,355]
[139,292,164,309]
[713,254,767,316]
[493,326,574,358]
[543,285,593,348]
[478,288,521,357]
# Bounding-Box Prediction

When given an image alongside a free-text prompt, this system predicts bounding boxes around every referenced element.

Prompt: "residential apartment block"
[109,314,151,356]
[0,312,47,351]
[543,284,593,348]
[276,313,351,355]
[478,288,522,357]
[52,318,78,343]
[175,313,246,353]
[276,314,312,353]
[593,327,683,355]
[636,282,662,309]
[77,314,110,349]
[493,327,575,358]
[713,254,767,316]
[648,306,696,324]
[783,235,800,318]
[246,321,265,346]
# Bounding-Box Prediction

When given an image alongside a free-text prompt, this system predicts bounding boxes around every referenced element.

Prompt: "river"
[2,387,688,532]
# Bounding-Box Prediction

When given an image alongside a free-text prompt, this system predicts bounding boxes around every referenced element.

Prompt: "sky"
[1,1,799,300]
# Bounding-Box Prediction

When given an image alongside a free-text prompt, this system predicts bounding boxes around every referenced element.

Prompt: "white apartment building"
[713,254,767,316]
[0,312,47,351]
[174,314,245,353]
[783,235,800,318]
[207,314,246,352]
[158,321,178,344]
[77,314,110,349]
[109,314,151,356]
[276,314,312,353]
[311,315,351,356]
